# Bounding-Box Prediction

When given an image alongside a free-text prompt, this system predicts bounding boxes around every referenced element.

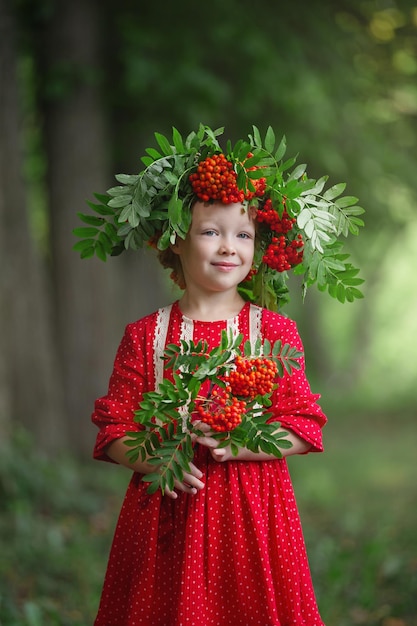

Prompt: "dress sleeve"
[265,314,327,453]
[91,322,148,462]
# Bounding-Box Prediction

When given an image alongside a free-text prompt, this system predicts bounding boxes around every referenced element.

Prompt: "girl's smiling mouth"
[212,262,239,270]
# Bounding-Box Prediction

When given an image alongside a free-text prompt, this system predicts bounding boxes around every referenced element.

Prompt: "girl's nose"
[219,240,235,255]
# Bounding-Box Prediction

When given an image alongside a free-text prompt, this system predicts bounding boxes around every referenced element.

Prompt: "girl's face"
[172,201,255,296]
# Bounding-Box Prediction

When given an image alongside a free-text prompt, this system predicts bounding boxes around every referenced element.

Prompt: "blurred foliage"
[0,429,124,625]
[290,406,417,626]
[1,420,416,625]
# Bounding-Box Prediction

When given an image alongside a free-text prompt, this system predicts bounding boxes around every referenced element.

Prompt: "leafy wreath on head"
[74,124,365,310]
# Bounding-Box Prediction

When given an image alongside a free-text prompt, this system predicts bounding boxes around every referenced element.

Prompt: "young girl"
[77,125,364,625]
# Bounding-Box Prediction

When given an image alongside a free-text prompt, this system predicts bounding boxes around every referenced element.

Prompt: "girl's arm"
[105,436,205,499]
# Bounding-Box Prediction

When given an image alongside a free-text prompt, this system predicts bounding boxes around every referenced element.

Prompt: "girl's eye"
[202,230,217,236]
[238,232,252,239]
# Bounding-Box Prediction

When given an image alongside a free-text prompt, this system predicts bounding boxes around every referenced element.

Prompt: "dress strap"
[153,304,194,431]
[180,316,194,346]
[249,303,262,352]
[226,314,240,342]
[153,304,172,388]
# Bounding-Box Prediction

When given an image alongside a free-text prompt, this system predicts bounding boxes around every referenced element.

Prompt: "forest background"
[1,0,416,624]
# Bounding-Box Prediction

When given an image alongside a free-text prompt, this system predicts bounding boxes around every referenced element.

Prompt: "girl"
[78,125,363,625]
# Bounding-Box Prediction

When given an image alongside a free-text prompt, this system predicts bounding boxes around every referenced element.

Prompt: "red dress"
[92,301,327,626]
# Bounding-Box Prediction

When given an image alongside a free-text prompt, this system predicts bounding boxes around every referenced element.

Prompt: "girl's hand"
[163,462,205,499]
[193,421,233,463]
[105,437,205,498]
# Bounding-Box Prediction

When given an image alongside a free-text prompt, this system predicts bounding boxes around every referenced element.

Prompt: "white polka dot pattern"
[92,301,327,625]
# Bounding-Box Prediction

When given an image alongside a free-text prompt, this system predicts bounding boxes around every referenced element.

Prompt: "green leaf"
[146,480,161,495]
[347,287,364,300]
[145,147,162,160]
[247,168,266,180]
[274,136,287,161]
[80,246,95,259]
[288,163,307,181]
[98,231,113,252]
[86,200,114,216]
[304,176,328,196]
[236,165,247,190]
[171,461,184,482]
[115,174,139,185]
[264,126,276,153]
[155,132,173,155]
[280,155,297,173]
[335,195,359,208]
[323,182,346,201]
[336,283,346,303]
[142,472,161,483]
[233,140,249,162]
[297,208,311,229]
[263,338,271,356]
[73,226,99,237]
[95,240,107,262]
[243,341,252,357]
[141,156,154,167]
[165,471,175,493]
[230,442,239,456]
[168,195,183,223]
[73,238,96,252]
[77,213,105,226]
[104,222,119,240]
[107,195,133,208]
[252,126,262,147]
[275,361,284,377]
[164,171,178,185]
[172,127,185,153]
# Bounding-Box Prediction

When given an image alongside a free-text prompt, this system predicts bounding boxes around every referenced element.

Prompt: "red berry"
[196,386,246,432]
[189,153,266,204]
[228,356,278,399]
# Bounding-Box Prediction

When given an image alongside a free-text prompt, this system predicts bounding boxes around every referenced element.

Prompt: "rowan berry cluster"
[189,153,265,204]
[196,386,247,432]
[228,355,278,399]
[255,198,304,272]
[263,235,304,272]
[256,199,295,233]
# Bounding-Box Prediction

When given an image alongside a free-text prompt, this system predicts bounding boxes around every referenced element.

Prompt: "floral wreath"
[74,124,365,310]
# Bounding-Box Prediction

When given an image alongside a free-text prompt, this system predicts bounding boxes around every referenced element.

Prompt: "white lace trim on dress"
[249,303,262,352]
[153,304,172,388]
[179,316,194,346]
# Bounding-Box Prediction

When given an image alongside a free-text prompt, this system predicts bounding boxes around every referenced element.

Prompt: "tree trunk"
[0,0,65,450]
[41,0,166,456]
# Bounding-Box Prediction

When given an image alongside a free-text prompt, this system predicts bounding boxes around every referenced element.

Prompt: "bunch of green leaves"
[236,127,365,308]
[124,329,302,494]
[73,125,225,259]
[73,124,365,310]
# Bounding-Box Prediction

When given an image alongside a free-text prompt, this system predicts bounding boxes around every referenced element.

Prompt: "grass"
[289,407,417,626]
[0,431,126,626]
[0,411,416,626]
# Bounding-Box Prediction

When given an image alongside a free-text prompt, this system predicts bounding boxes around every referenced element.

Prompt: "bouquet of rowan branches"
[125,330,302,494]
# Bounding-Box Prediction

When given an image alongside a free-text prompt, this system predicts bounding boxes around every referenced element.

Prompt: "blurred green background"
[1,0,416,624]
